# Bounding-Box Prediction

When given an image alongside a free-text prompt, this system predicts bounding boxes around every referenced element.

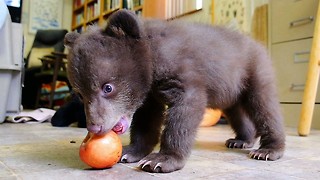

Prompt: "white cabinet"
[270,0,318,43]
[270,0,320,129]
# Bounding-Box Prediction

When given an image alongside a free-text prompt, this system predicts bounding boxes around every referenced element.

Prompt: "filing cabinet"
[270,0,320,129]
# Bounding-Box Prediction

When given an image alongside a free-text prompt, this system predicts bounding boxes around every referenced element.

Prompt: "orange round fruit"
[200,108,222,127]
[79,131,122,169]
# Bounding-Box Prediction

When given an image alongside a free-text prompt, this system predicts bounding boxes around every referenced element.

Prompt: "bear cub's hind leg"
[227,86,285,161]
[224,104,257,149]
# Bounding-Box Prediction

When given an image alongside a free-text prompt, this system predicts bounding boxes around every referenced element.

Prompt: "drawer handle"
[294,51,310,63]
[290,16,314,27]
[290,83,305,90]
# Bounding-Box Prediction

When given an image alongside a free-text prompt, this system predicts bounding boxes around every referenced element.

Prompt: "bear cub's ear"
[104,9,142,39]
[64,32,80,49]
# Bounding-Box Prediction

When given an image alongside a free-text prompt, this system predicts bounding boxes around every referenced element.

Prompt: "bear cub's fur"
[65,10,285,173]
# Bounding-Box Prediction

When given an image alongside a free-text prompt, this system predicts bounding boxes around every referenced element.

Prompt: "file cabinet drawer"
[271,38,320,102]
[271,0,318,43]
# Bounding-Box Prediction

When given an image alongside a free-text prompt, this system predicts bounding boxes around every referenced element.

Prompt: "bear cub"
[65,10,285,173]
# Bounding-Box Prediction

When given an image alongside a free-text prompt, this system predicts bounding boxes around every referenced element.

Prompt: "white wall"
[175,0,269,29]
[177,0,212,24]
[21,0,73,57]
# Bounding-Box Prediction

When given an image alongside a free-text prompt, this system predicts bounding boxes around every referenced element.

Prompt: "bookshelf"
[72,0,144,32]
[123,0,143,16]
[72,0,122,32]
[143,0,202,20]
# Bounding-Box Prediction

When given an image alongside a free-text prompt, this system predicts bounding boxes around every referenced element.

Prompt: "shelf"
[133,5,142,11]
[87,0,97,5]
[74,4,84,12]
[102,8,120,17]
[72,23,84,30]
[72,0,142,32]
[73,0,85,11]
[86,16,100,24]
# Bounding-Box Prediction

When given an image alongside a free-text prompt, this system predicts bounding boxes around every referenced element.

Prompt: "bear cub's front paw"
[138,152,185,173]
[225,138,255,149]
[120,145,149,163]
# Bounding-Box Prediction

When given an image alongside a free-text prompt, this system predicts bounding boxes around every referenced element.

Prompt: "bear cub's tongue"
[112,117,129,135]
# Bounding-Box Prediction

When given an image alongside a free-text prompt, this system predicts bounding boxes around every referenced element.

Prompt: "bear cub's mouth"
[87,116,129,135]
[112,116,129,135]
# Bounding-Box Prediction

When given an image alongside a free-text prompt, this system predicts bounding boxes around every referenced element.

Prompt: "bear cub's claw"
[225,138,254,149]
[138,153,185,173]
[120,145,149,163]
[249,148,283,161]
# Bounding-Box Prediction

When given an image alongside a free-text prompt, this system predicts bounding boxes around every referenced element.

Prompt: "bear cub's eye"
[102,83,114,95]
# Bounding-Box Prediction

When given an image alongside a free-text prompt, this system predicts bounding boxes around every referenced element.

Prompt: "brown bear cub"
[65,10,285,173]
